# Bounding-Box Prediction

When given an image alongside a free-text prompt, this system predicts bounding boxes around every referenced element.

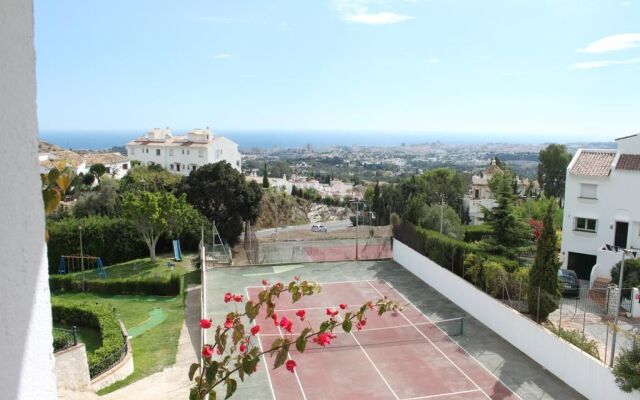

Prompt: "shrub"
[611,258,640,292]
[463,224,493,242]
[51,299,125,375]
[49,273,181,296]
[547,325,600,360]
[483,261,509,297]
[47,216,147,273]
[613,344,640,393]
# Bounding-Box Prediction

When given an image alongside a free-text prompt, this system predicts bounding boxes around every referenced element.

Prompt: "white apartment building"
[126,127,241,175]
[561,134,640,284]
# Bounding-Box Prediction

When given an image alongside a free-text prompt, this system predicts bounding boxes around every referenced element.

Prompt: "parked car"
[311,224,327,232]
[558,269,580,297]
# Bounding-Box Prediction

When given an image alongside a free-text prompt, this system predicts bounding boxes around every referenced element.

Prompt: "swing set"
[58,255,107,278]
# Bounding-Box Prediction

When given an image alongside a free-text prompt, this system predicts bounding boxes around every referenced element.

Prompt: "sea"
[39,130,558,151]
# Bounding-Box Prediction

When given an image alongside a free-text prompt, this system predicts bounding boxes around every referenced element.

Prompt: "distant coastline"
[38,130,613,151]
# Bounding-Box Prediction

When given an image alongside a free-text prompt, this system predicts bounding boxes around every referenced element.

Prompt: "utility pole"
[611,248,632,367]
[79,225,85,292]
[439,194,446,234]
[351,200,364,260]
[275,195,279,241]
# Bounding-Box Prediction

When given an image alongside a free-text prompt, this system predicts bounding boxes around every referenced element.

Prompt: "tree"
[262,162,270,188]
[89,163,107,183]
[372,181,384,226]
[180,162,263,246]
[122,191,195,261]
[73,177,121,217]
[613,345,640,393]
[418,204,464,239]
[484,172,531,248]
[538,144,571,205]
[119,165,182,193]
[528,201,561,322]
[418,168,465,212]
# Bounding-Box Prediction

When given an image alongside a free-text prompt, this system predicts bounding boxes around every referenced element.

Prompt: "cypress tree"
[528,201,561,322]
[485,172,530,247]
[262,162,270,188]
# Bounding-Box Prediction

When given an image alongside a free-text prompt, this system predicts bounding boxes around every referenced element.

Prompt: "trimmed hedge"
[47,217,147,274]
[51,299,125,374]
[49,273,181,296]
[463,224,493,242]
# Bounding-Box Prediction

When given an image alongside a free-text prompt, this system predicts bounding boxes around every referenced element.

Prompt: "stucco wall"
[393,240,638,400]
[54,344,91,391]
[0,1,58,399]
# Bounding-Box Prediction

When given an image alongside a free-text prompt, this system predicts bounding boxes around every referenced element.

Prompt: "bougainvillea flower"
[202,344,213,358]
[295,310,306,321]
[233,294,243,303]
[251,325,261,336]
[284,320,294,333]
[294,275,300,281]
[285,359,297,373]
[224,292,233,303]
[262,279,269,286]
[339,304,347,310]
[279,316,290,328]
[239,343,247,353]
[199,319,212,329]
[224,318,234,329]
[326,308,339,317]
[312,332,332,347]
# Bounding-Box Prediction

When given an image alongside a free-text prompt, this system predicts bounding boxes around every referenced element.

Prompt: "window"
[122,163,128,170]
[169,149,174,156]
[574,217,597,232]
[474,189,480,199]
[145,148,149,154]
[187,150,190,155]
[170,164,174,171]
[580,183,597,199]
[156,149,161,156]
[130,148,135,155]
[198,150,204,158]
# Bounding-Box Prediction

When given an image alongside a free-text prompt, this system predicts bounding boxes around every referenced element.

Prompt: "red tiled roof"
[570,151,615,177]
[616,154,640,171]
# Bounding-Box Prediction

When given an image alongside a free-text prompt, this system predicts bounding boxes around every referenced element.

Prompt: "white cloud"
[214,54,233,59]
[577,33,640,53]
[570,57,640,69]
[426,58,440,64]
[331,0,414,25]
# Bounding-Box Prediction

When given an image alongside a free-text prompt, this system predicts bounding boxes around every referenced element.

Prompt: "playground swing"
[58,255,107,278]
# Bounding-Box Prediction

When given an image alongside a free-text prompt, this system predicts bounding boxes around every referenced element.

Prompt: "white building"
[560,134,640,285]
[38,146,130,180]
[126,127,241,175]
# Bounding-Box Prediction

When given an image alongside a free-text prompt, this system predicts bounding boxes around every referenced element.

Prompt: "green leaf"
[206,361,219,384]
[232,324,245,345]
[189,387,199,400]
[273,344,290,369]
[292,291,302,303]
[296,328,312,353]
[245,301,259,321]
[210,391,217,400]
[224,378,237,400]
[342,319,353,333]
[188,363,200,381]
[270,337,284,352]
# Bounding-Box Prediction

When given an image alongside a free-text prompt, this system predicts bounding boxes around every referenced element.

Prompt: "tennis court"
[205,260,585,400]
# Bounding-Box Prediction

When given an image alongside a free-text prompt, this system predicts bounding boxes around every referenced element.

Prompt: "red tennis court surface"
[246,280,519,400]
[303,244,392,262]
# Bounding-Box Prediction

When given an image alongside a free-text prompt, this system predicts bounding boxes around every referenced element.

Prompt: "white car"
[311,224,327,232]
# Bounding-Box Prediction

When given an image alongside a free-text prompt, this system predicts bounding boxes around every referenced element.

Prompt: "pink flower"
[224,292,233,303]
[251,325,260,336]
[262,279,269,286]
[239,343,247,352]
[294,275,300,281]
[202,345,213,359]
[295,310,306,321]
[326,308,338,317]
[200,319,212,329]
[284,320,294,333]
[356,318,367,331]
[285,359,297,373]
[312,332,333,347]
[279,316,290,328]
[339,304,347,310]
[233,294,243,303]
[271,313,279,326]
[224,318,234,329]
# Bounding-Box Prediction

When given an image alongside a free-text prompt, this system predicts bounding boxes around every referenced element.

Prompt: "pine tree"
[527,201,561,322]
[372,180,384,225]
[262,162,270,188]
[485,173,530,248]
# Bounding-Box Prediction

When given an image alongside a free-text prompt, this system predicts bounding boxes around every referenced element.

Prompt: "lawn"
[51,252,200,395]
[54,322,102,354]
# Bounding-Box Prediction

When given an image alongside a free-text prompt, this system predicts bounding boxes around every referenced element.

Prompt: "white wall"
[393,240,637,400]
[0,1,58,399]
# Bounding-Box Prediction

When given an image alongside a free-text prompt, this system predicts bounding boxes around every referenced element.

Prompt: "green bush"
[547,325,600,360]
[47,216,147,273]
[51,299,124,375]
[49,273,181,296]
[463,224,493,242]
[613,344,640,393]
[483,261,509,297]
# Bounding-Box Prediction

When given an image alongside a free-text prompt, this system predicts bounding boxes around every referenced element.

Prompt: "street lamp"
[610,246,634,367]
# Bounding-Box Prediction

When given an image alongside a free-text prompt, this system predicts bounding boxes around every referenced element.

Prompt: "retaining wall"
[393,239,637,400]
[54,344,91,391]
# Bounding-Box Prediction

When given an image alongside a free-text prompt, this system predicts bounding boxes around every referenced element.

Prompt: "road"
[256,219,353,237]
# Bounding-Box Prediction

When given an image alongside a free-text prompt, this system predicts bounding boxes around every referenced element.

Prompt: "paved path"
[59,285,201,400]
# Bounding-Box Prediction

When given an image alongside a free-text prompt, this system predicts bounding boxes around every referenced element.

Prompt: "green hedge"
[463,224,493,242]
[47,217,147,274]
[547,325,600,360]
[51,299,124,374]
[49,273,181,296]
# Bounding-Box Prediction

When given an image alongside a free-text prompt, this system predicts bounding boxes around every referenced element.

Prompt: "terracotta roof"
[570,151,615,177]
[616,154,640,171]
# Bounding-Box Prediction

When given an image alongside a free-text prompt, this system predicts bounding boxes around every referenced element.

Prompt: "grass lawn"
[54,322,102,354]
[51,252,200,395]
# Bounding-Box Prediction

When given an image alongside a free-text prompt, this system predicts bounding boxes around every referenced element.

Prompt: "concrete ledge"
[54,343,91,391]
[90,321,134,391]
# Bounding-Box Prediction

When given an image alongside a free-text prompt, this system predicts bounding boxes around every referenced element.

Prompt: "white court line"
[379,280,523,400]
[337,314,401,400]
[367,281,492,400]
[245,279,376,289]
[244,287,277,400]
[401,389,482,400]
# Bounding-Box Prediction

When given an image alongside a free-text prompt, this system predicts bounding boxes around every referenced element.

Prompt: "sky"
[35,0,640,141]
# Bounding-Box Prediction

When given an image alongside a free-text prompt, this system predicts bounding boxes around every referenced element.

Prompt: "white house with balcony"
[560,134,640,285]
[126,127,241,175]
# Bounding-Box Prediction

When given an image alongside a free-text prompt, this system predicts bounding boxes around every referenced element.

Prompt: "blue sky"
[35,0,640,141]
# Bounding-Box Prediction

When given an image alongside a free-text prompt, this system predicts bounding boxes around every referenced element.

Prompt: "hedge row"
[463,224,493,242]
[51,299,125,374]
[49,273,181,296]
